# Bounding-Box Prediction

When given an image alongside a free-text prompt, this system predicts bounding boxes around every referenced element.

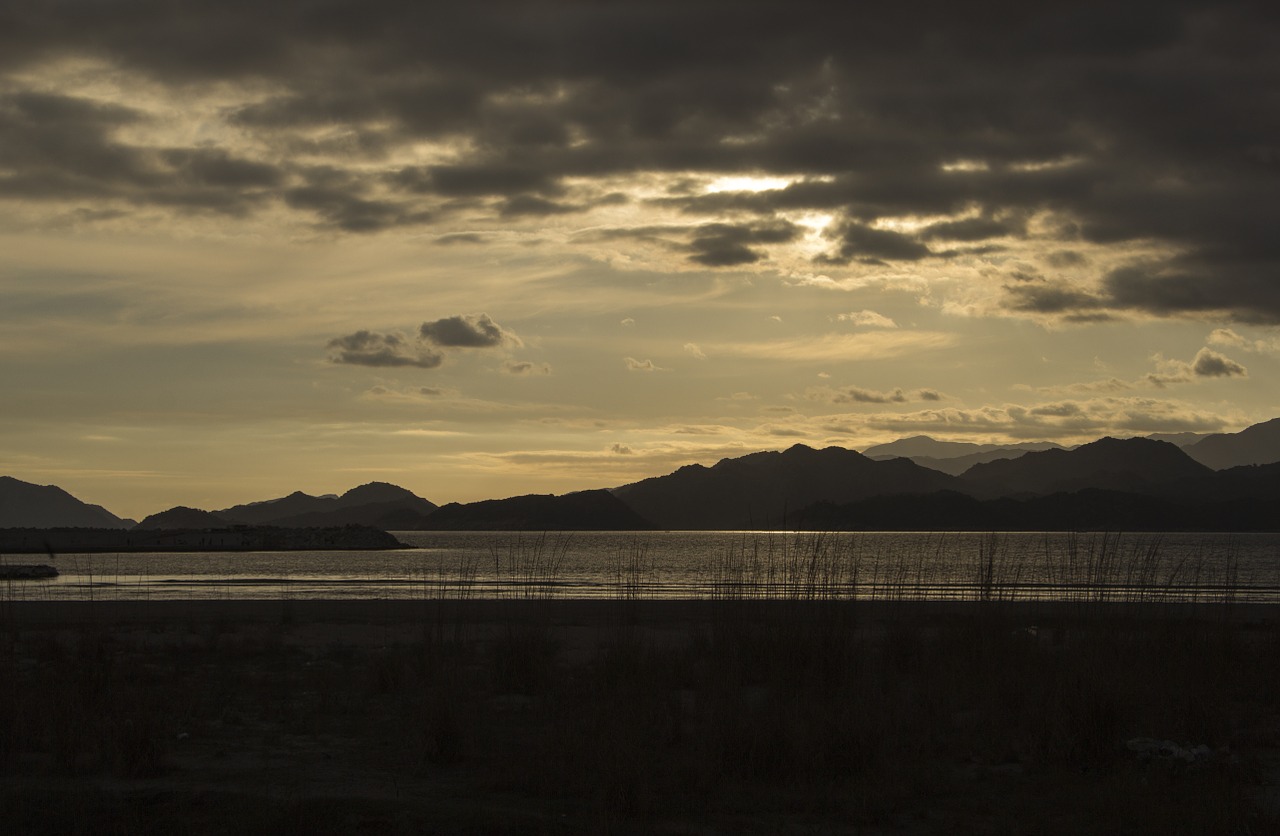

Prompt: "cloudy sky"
[3,0,1279,518]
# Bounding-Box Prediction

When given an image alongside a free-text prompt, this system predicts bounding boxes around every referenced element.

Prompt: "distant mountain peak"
[1184,417,1280,470]
[212,482,436,529]
[613,444,960,529]
[961,435,1211,498]
[0,476,132,529]
[340,482,419,502]
[411,489,652,531]
[862,435,1062,460]
[135,506,232,530]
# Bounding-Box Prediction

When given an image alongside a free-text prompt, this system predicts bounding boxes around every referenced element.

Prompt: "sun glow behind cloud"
[704,175,800,193]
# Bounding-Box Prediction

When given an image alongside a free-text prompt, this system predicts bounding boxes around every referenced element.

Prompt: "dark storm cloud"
[1103,263,1280,324]
[0,92,284,215]
[392,164,560,198]
[919,215,1025,242]
[1191,348,1246,378]
[0,91,154,195]
[3,1,1280,319]
[327,330,444,369]
[159,149,283,189]
[819,222,933,265]
[1004,282,1108,315]
[284,186,428,232]
[231,79,483,135]
[688,220,799,267]
[419,313,518,348]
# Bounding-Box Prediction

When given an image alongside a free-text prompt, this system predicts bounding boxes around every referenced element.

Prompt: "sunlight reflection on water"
[3,530,1277,603]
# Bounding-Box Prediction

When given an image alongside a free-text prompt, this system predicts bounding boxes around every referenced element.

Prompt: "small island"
[0,563,58,579]
[0,525,407,554]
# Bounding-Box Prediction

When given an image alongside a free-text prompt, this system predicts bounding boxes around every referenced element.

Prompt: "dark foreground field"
[2,598,1278,834]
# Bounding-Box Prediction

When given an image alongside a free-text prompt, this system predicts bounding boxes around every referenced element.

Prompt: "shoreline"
[6,596,1278,626]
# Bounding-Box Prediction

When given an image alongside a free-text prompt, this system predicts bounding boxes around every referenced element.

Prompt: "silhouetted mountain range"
[613,444,962,529]
[215,482,437,527]
[796,436,1280,531]
[6,417,1280,533]
[135,506,232,530]
[409,490,654,531]
[861,437,1067,475]
[959,437,1214,498]
[887,448,1062,477]
[129,486,653,532]
[1145,431,1211,447]
[0,476,135,529]
[1182,417,1280,470]
[862,436,1062,459]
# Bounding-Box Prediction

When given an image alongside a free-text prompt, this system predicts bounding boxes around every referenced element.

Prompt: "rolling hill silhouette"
[135,506,232,530]
[0,476,134,529]
[612,443,962,529]
[890,448,1063,477]
[7,417,1280,534]
[410,490,654,530]
[216,482,437,528]
[1183,417,1280,470]
[862,436,1062,460]
[959,437,1213,498]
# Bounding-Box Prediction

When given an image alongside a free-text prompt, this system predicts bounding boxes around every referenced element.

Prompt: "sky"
[2,0,1279,519]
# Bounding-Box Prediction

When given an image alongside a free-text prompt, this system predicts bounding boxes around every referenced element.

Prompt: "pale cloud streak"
[826,397,1240,444]
[835,310,897,328]
[711,330,953,362]
[1208,328,1280,355]
[624,357,662,372]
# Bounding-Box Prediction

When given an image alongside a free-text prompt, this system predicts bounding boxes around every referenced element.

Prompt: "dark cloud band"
[3,1,1279,320]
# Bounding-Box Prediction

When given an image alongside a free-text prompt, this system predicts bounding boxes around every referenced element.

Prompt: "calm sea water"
[3,530,1278,603]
